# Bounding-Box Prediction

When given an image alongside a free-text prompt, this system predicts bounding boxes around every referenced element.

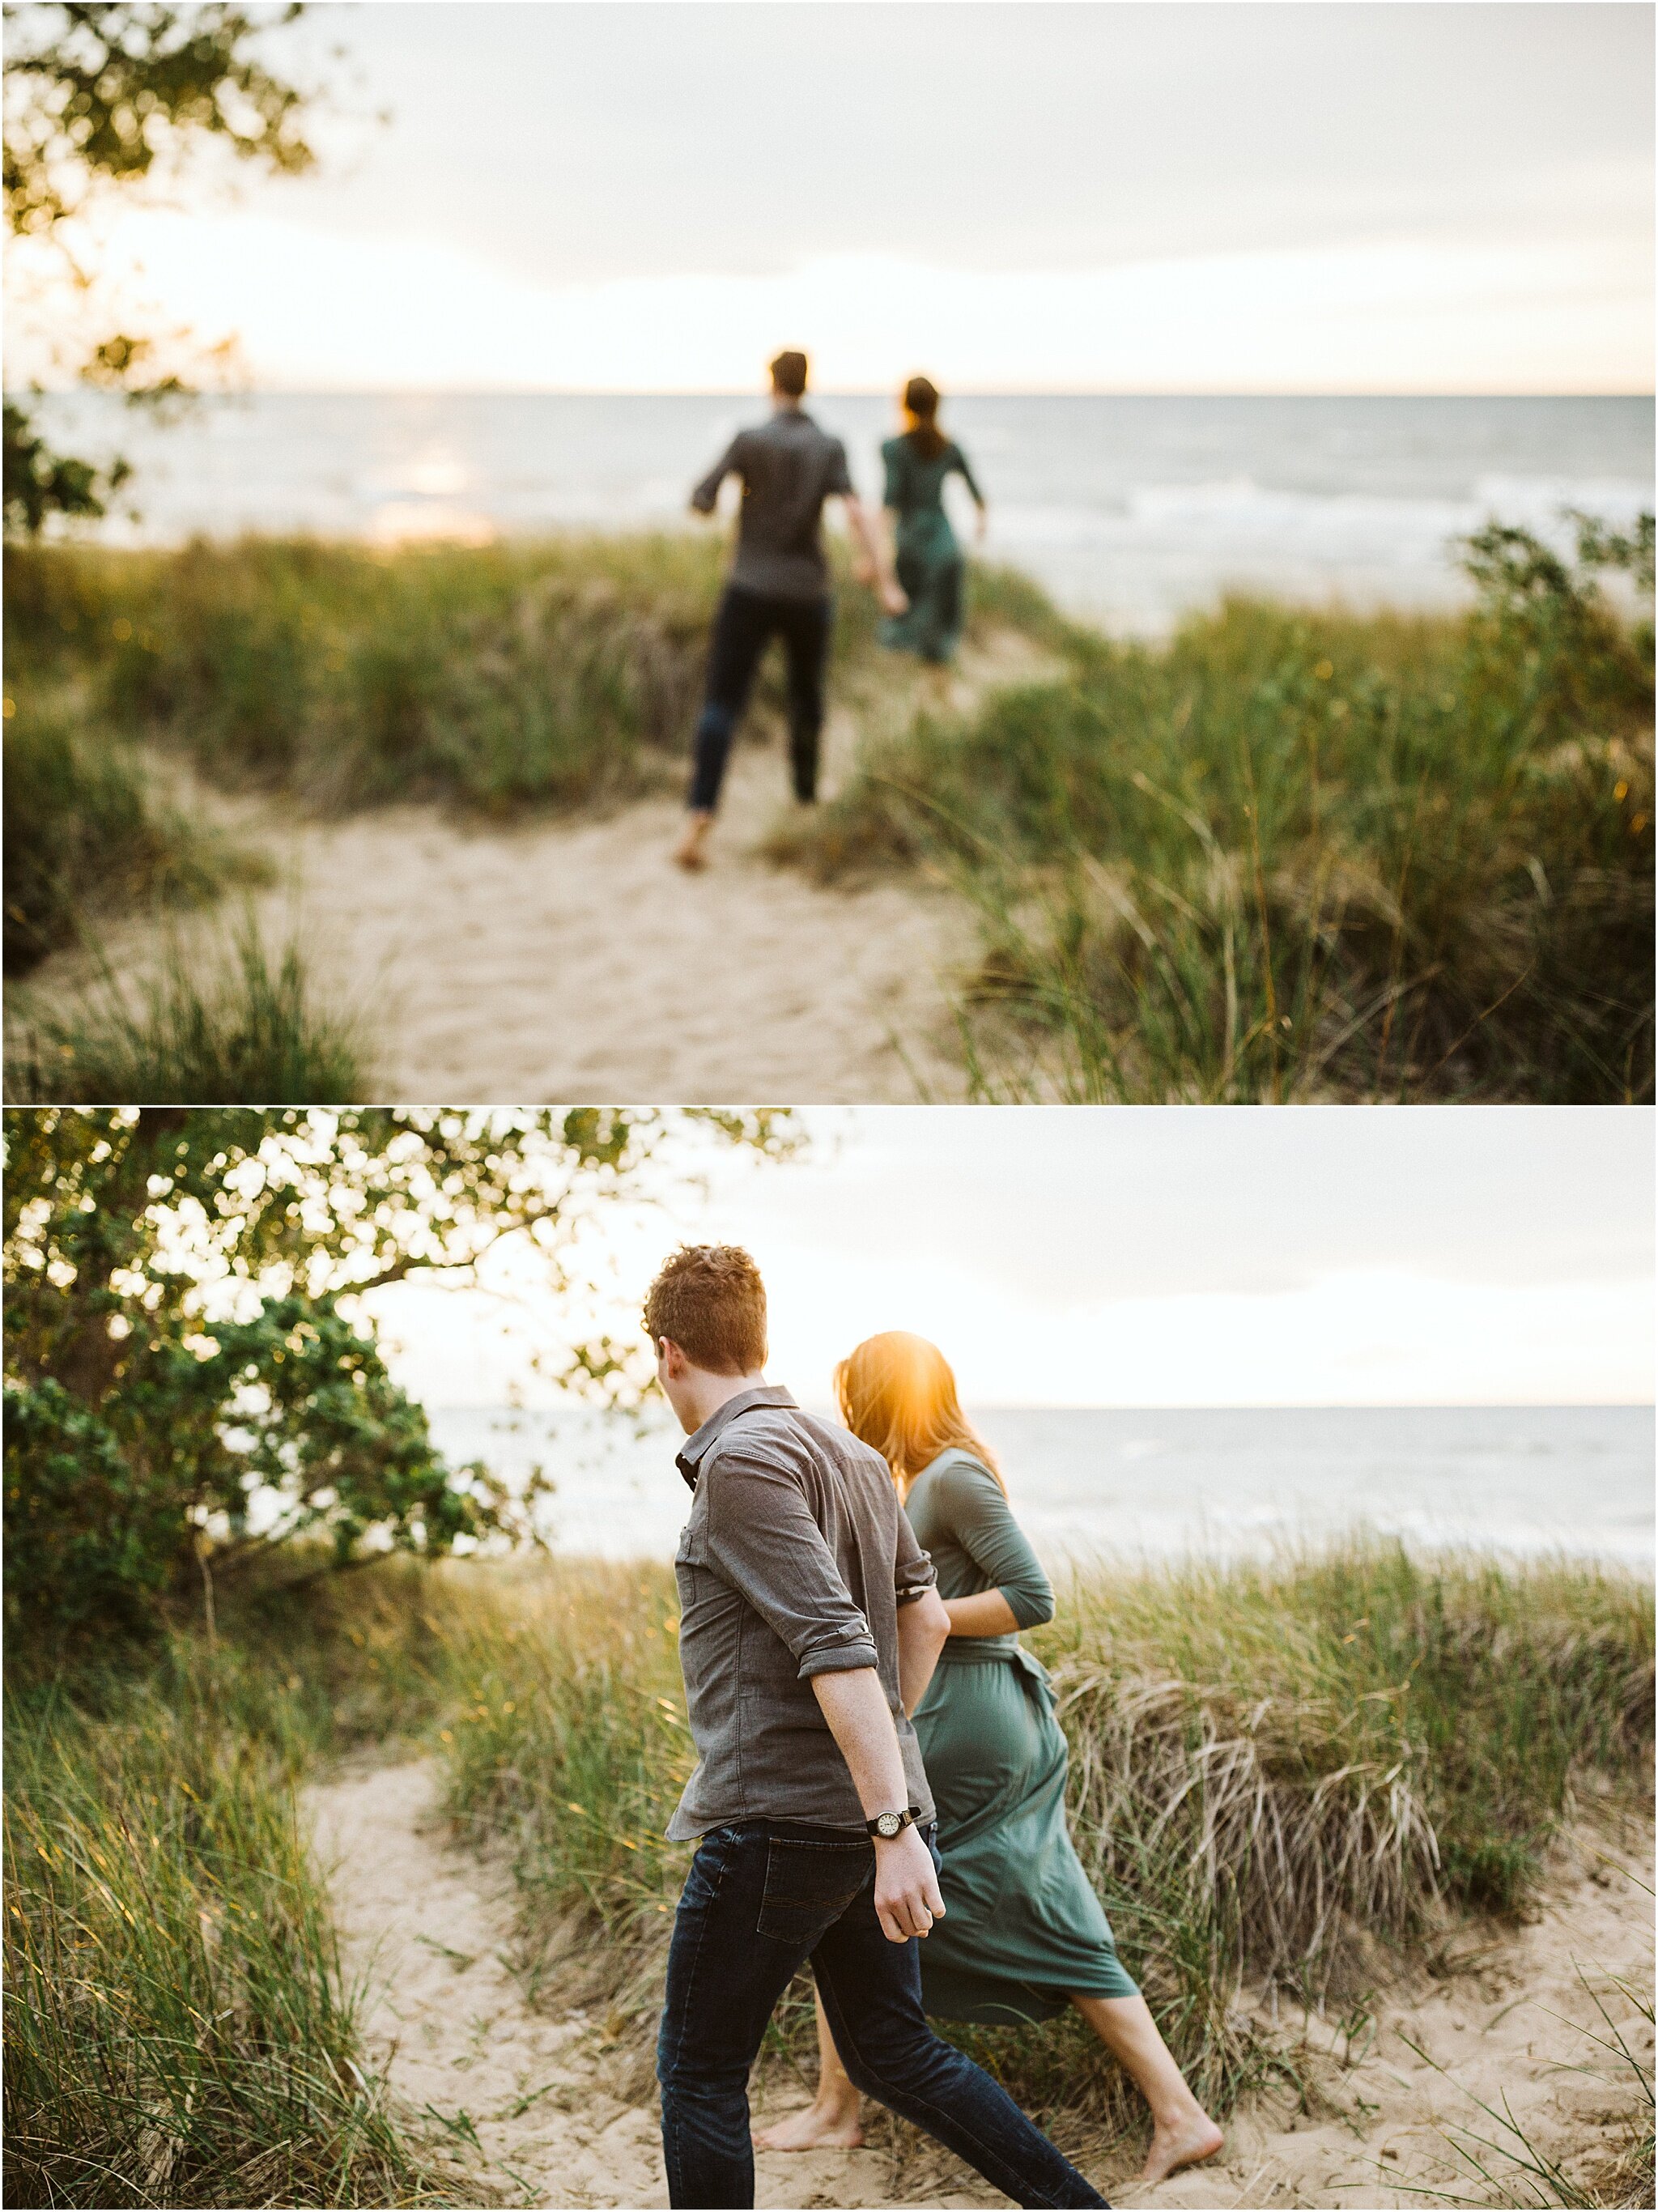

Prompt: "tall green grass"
[9,526,1647,1099]
[2,1560,499,2207]
[2,536,1057,1025]
[2,703,249,975]
[7,919,365,1104]
[6,534,767,816]
[779,536,1654,1102]
[3,535,1054,820]
[4,1651,429,2207]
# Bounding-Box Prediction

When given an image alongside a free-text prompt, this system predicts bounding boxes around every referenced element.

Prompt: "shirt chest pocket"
[675,1506,709,1573]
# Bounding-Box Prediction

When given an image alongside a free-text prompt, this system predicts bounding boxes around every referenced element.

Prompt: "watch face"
[876,1812,901,1837]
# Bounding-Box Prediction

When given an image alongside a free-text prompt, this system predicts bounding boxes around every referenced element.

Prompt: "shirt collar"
[676,1384,798,1490]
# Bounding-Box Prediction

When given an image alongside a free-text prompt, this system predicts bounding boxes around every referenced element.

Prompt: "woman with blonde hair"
[755,1331,1222,2189]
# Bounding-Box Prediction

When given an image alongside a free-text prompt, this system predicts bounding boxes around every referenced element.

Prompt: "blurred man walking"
[675,351,903,870]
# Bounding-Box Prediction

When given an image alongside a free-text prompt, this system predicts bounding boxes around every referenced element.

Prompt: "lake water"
[426,1402,1654,1572]
[33,389,1654,632]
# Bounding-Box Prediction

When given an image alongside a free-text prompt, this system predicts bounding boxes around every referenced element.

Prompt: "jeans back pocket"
[755,1836,870,1950]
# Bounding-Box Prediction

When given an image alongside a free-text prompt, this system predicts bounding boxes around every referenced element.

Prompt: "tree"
[3,3,322,536]
[3,1107,796,1638]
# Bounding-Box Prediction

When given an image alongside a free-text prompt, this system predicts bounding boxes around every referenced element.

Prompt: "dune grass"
[2,1562,502,2208]
[6,1546,1650,2202]
[2,536,1058,818]
[773,525,1655,1103]
[4,1647,436,2208]
[6,524,1648,1100]
[6,918,366,1104]
[2,702,251,976]
[2,534,1057,1010]
[419,1543,1653,2146]
[3,534,725,816]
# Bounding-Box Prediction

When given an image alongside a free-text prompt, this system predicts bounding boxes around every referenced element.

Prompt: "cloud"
[14,208,1647,393]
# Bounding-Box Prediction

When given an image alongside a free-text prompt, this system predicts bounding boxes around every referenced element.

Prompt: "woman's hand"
[882,580,909,616]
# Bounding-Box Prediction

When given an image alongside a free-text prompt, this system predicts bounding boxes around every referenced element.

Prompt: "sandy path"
[305,1759,993,2210]
[1141,1825,1655,2211]
[244,732,967,1104]
[306,1761,663,2209]
[308,1759,1652,2211]
[13,636,1048,1104]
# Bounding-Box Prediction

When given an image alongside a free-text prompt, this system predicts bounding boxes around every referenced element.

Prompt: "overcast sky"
[22,1,1652,392]
[369,1107,1656,1410]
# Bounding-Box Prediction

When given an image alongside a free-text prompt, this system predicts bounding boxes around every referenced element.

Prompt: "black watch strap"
[865,1805,921,1840]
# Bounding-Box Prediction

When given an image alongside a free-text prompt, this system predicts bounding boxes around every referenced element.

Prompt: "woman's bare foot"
[753,2099,865,2152]
[1139,2110,1224,2186]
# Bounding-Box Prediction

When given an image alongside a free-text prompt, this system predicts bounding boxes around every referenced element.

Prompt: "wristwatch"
[865,1806,922,1840]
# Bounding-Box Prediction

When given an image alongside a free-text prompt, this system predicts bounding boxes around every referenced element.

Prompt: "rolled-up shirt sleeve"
[937,1457,1054,1630]
[691,433,745,514]
[894,1504,937,1608]
[703,1443,880,1678]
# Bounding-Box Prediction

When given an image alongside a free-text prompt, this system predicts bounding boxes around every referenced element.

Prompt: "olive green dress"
[879,433,984,665]
[905,1448,1138,2024]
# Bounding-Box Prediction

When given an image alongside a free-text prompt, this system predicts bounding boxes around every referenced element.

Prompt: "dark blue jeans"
[687,584,832,812]
[657,1819,1107,2210]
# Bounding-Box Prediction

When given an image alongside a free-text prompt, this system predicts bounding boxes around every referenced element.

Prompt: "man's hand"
[806,1665,939,1940]
[873,1823,946,1944]
[842,493,905,615]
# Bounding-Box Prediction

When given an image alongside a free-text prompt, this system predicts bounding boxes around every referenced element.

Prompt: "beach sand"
[307,1759,1654,2210]
[9,631,1049,1104]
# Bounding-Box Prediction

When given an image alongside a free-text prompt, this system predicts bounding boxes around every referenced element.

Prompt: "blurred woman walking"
[755,1331,1223,2190]
[877,377,987,673]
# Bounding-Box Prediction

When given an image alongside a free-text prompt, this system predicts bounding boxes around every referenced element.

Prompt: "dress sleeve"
[950,444,985,505]
[934,1457,1053,1630]
[701,1437,881,1678]
[691,432,745,514]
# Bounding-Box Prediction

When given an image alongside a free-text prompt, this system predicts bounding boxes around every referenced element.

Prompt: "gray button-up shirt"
[690,410,855,601]
[666,1385,937,1840]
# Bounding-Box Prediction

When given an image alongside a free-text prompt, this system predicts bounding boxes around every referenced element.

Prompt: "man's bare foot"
[673,816,712,871]
[1139,2110,1223,2186]
[753,2101,865,2152]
